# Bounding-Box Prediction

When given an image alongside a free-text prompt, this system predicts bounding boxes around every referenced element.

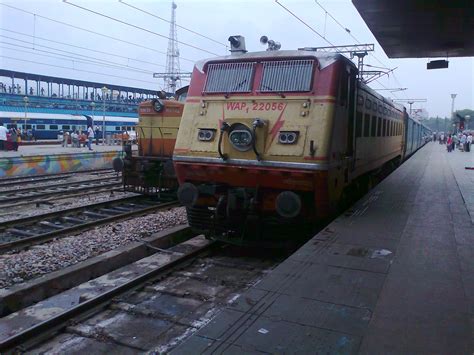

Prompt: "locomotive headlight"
[198,128,215,141]
[278,131,299,144]
[228,123,253,152]
[153,99,164,112]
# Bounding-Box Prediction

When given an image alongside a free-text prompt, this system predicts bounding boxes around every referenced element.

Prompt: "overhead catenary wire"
[274,0,336,48]
[0,44,159,77]
[0,3,195,63]
[63,0,220,56]
[312,0,407,99]
[118,0,228,48]
[1,55,159,85]
[0,37,163,74]
[0,28,168,68]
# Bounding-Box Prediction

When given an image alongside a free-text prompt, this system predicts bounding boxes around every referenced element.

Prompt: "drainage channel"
[0,197,179,251]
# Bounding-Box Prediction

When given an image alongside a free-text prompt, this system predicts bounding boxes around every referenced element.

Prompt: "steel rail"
[0,180,122,205]
[0,168,114,184]
[0,175,120,197]
[0,237,215,351]
[0,199,179,251]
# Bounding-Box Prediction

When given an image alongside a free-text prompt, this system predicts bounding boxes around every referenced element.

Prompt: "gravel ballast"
[0,207,188,289]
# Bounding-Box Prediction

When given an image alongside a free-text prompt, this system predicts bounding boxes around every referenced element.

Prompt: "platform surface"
[173,143,474,354]
[0,143,136,158]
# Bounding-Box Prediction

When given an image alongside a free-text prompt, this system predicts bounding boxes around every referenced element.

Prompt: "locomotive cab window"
[259,59,314,92]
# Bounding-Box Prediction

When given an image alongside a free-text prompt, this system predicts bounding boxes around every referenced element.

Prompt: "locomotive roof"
[195,49,356,73]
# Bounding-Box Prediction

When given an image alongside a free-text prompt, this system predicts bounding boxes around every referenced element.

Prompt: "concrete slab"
[174,143,474,354]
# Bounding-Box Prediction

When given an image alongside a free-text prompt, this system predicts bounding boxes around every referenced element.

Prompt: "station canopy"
[352,0,474,58]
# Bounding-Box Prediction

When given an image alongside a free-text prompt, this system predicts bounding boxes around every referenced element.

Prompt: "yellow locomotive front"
[122,97,184,196]
[174,37,403,245]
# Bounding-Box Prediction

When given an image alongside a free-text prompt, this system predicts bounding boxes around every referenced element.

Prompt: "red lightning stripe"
[269,103,288,141]
[218,105,224,128]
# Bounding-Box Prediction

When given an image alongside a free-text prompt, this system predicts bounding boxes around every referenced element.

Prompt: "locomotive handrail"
[218,122,230,161]
[252,118,265,161]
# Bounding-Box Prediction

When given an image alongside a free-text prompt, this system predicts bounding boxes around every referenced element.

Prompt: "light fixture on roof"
[427,59,449,69]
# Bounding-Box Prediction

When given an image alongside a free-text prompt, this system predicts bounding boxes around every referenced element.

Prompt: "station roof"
[0,69,158,95]
[352,0,474,58]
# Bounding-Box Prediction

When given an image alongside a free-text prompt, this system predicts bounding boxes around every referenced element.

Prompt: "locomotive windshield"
[204,62,255,93]
[259,59,314,92]
[203,59,314,94]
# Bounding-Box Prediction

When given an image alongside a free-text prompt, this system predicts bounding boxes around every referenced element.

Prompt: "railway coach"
[174,36,429,246]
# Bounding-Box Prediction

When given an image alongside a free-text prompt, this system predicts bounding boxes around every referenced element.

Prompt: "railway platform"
[0,144,136,178]
[173,142,474,354]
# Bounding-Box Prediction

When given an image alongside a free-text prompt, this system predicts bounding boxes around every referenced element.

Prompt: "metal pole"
[102,86,107,146]
[23,96,28,133]
[451,93,457,133]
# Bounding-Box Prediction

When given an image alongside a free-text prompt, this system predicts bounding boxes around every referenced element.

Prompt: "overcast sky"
[0,0,472,117]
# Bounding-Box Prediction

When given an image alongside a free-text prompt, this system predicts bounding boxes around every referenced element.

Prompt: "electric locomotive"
[174,36,428,246]
[122,86,187,195]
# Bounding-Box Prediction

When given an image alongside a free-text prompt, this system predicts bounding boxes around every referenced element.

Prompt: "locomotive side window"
[204,62,256,93]
[366,99,372,110]
[371,116,377,137]
[356,111,363,138]
[364,113,370,137]
[259,59,314,92]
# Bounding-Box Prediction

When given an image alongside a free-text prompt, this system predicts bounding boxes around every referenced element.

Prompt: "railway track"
[0,169,115,188]
[0,176,122,206]
[0,196,179,251]
[0,232,280,353]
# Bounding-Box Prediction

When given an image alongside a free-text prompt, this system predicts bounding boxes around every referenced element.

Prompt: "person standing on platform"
[95,127,100,145]
[71,131,78,148]
[446,135,453,152]
[0,124,8,151]
[467,134,472,152]
[87,126,94,151]
[10,128,18,151]
[62,132,69,147]
[460,134,466,152]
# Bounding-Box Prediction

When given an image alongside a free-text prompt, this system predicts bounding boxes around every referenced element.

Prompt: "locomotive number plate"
[226,102,285,113]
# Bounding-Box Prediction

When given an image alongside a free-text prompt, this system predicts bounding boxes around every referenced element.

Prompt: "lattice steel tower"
[164,1,180,93]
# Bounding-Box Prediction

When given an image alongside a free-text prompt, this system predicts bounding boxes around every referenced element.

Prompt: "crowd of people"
[0,125,22,151]
[62,126,99,151]
[434,131,473,153]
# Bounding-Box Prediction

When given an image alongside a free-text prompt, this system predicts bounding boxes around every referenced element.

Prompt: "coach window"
[364,113,370,137]
[365,98,372,110]
[357,95,364,106]
[356,111,363,138]
[62,125,70,130]
[50,125,58,130]
[376,117,382,136]
[36,124,46,130]
[373,102,378,113]
[382,119,386,136]
[371,116,377,137]
[378,105,383,114]
[115,127,121,131]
